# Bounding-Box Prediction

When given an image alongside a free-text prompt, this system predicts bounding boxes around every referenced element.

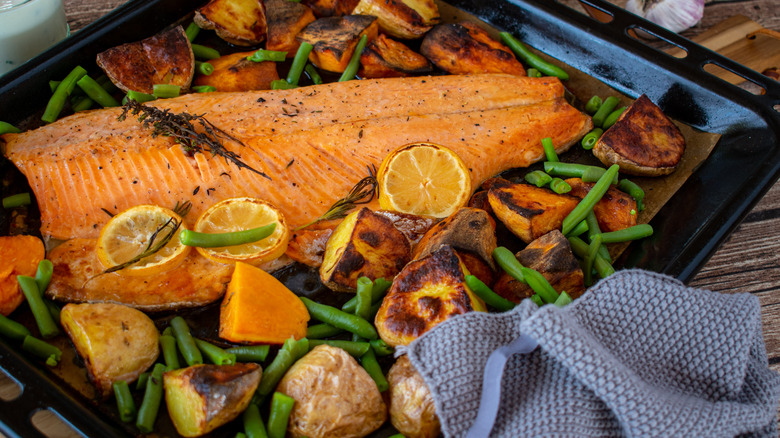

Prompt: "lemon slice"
[193,197,290,264]
[377,142,472,218]
[96,205,191,276]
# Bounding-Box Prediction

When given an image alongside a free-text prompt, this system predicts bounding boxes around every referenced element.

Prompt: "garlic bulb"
[625,0,705,33]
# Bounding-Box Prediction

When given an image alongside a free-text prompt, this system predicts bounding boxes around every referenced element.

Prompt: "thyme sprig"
[295,164,378,231]
[102,201,192,274]
[119,100,270,180]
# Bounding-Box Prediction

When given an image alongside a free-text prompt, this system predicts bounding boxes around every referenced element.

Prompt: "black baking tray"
[1,0,780,436]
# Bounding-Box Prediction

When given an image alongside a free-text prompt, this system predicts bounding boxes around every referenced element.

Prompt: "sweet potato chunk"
[193,51,279,92]
[266,0,317,55]
[492,230,585,303]
[297,15,378,73]
[565,178,638,232]
[487,178,579,243]
[593,94,686,176]
[194,0,268,46]
[359,34,432,78]
[96,25,194,94]
[0,235,45,316]
[352,0,440,39]
[420,22,526,75]
[320,207,411,292]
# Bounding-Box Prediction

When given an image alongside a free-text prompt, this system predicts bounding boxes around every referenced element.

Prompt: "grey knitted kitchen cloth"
[403,269,780,437]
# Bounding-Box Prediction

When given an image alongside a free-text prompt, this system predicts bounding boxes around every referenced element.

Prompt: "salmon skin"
[2,74,592,240]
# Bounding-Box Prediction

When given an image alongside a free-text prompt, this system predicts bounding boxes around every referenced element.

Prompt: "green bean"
[256,350,293,396]
[153,84,181,98]
[360,349,388,392]
[35,260,54,294]
[549,177,571,194]
[0,121,21,135]
[191,44,220,60]
[355,276,373,321]
[191,85,217,93]
[305,63,323,85]
[185,22,200,42]
[225,345,270,362]
[76,75,120,107]
[543,162,613,182]
[45,300,61,325]
[136,363,166,433]
[554,291,572,307]
[581,165,617,184]
[306,323,344,339]
[584,234,602,286]
[599,224,653,243]
[369,339,394,356]
[126,90,156,103]
[387,434,406,438]
[180,223,276,248]
[530,294,544,307]
[136,372,149,390]
[341,277,392,313]
[567,219,589,237]
[580,128,603,150]
[339,34,368,82]
[493,247,525,283]
[271,80,298,90]
[465,275,515,311]
[283,336,310,361]
[618,179,645,203]
[113,380,137,423]
[541,137,558,162]
[195,338,236,365]
[561,164,619,236]
[286,42,314,86]
[521,267,559,304]
[591,96,619,128]
[2,193,30,208]
[42,65,87,123]
[17,275,59,338]
[22,335,61,366]
[48,80,61,93]
[567,236,615,279]
[243,403,268,438]
[308,339,370,357]
[0,313,32,341]
[71,96,94,112]
[163,326,173,336]
[159,334,181,370]
[195,61,214,76]
[246,49,287,63]
[584,95,602,114]
[267,392,295,438]
[499,32,569,80]
[170,316,203,366]
[299,297,378,340]
[524,170,552,188]
[585,211,612,263]
[602,106,627,129]
[236,433,248,438]
[526,68,542,77]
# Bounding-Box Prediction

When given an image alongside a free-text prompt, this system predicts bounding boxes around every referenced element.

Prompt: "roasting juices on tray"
[0,0,688,435]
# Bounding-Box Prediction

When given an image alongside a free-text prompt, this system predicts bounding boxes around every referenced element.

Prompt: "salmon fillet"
[3,74,592,240]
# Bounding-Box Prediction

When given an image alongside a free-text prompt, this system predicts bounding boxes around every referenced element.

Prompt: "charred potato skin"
[420,22,526,76]
[565,178,638,232]
[276,344,387,438]
[301,0,359,17]
[374,210,439,249]
[412,207,497,271]
[266,0,317,55]
[194,0,268,46]
[193,50,280,92]
[352,0,440,40]
[388,355,441,438]
[358,34,432,78]
[593,94,686,176]
[320,207,411,292]
[297,15,379,73]
[375,245,486,347]
[60,302,159,399]
[492,230,585,302]
[164,363,262,437]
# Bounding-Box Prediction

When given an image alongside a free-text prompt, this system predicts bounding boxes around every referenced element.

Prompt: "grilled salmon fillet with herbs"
[2,74,592,241]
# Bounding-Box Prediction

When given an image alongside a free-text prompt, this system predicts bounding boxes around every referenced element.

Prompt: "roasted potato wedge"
[412,207,497,271]
[358,34,432,78]
[492,230,585,302]
[60,302,159,399]
[420,22,526,75]
[320,207,411,292]
[487,178,579,243]
[96,25,194,94]
[375,245,486,347]
[286,226,335,268]
[301,0,359,18]
[375,210,439,249]
[352,0,440,39]
[276,344,387,438]
[164,363,262,437]
[297,15,378,73]
[565,178,638,232]
[593,94,686,176]
[193,51,279,92]
[388,355,440,438]
[194,0,268,46]
[266,0,317,55]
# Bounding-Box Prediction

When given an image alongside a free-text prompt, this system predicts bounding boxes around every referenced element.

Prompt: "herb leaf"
[295,165,377,230]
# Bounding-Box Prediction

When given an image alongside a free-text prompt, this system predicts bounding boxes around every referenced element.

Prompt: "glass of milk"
[0,0,69,76]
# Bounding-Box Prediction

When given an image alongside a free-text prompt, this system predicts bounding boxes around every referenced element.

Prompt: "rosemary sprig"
[119,100,271,180]
[102,201,192,274]
[295,165,377,231]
